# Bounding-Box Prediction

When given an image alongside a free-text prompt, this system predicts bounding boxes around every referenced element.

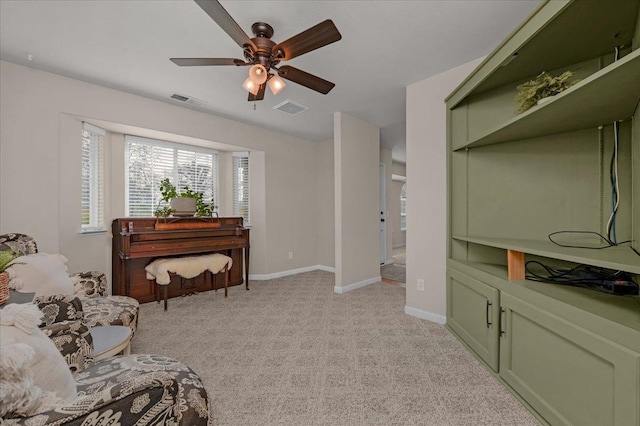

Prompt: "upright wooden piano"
[111,217,249,303]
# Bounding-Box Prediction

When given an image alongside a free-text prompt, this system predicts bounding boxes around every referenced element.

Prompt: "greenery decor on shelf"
[515,70,578,113]
[155,178,217,219]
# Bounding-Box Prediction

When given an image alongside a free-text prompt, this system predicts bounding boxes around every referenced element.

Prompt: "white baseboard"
[249,265,334,281]
[334,276,381,294]
[382,259,394,265]
[404,305,446,325]
[392,244,406,249]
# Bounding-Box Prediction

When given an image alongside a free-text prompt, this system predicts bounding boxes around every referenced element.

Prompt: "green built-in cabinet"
[447,268,500,371]
[446,1,640,425]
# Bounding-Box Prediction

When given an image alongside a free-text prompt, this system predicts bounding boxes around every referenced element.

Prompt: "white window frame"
[125,135,219,217]
[232,152,250,225]
[81,122,106,233]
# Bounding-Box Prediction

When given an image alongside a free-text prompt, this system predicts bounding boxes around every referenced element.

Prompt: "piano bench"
[145,254,233,311]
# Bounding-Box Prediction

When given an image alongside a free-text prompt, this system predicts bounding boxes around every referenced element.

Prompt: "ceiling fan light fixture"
[268,75,286,95]
[249,64,268,84]
[242,77,260,95]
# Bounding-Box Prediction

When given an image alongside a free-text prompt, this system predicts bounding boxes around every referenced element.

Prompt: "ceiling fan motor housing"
[246,23,278,69]
[251,22,274,38]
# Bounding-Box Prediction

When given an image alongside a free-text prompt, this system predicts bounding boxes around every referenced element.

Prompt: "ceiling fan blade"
[194,0,257,52]
[248,83,266,101]
[273,19,341,61]
[277,65,335,94]
[170,58,248,66]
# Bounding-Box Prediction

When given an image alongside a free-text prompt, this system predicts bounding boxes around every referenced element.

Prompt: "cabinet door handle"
[499,308,506,337]
[486,301,492,328]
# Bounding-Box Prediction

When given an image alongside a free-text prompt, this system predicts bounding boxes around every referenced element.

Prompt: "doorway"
[379,163,387,265]
[381,171,406,285]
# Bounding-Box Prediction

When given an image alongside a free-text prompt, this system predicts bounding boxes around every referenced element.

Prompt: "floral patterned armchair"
[0,233,139,334]
[1,296,211,426]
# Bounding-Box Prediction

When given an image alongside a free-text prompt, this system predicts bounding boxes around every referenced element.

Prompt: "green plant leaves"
[515,71,578,114]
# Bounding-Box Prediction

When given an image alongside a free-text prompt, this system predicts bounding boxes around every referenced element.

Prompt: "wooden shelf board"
[452,235,640,274]
[453,50,640,151]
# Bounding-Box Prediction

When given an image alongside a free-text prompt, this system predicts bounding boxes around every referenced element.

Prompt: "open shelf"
[452,235,640,274]
[453,49,640,151]
[448,258,640,338]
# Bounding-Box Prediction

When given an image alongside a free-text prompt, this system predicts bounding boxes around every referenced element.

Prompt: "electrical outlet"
[417,279,425,291]
[288,251,294,260]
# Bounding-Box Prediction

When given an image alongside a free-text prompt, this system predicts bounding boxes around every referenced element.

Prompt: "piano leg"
[163,285,168,311]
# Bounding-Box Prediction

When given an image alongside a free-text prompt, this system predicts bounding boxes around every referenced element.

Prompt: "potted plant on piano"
[157,178,198,217]
[154,178,218,221]
[195,193,218,218]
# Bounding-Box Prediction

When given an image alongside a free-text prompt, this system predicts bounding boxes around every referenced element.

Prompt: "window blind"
[81,123,105,232]
[125,136,218,217]
[232,152,250,224]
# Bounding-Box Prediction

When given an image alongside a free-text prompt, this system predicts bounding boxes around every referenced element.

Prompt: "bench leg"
[156,281,160,304]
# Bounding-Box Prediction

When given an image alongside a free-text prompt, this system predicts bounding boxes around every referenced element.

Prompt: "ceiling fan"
[170,0,342,101]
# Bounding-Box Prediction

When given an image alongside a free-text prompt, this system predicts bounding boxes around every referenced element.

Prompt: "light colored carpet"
[132,270,539,426]
[380,263,406,283]
[392,252,406,266]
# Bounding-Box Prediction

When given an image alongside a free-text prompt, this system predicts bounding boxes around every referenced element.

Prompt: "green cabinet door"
[499,292,640,426]
[447,268,500,371]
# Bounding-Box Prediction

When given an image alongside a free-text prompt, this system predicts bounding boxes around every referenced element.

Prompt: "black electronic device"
[595,279,639,295]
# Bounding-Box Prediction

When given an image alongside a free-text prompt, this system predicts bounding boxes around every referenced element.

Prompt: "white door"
[379,163,387,264]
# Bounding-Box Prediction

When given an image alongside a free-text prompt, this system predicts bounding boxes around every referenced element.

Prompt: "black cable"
[525,260,639,295]
[525,260,582,283]
[526,260,594,284]
[547,230,633,250]
[607,121,620,243]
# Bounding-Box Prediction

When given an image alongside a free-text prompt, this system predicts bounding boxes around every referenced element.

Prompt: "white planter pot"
[170,197,196,216]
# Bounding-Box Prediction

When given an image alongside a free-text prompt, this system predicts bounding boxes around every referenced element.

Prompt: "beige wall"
[334,112,380,291]
[405,57,483,322]
[0,60,322,286]
[316,138,335,268]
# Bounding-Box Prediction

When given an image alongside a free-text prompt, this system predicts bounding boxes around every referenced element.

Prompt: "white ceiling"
[0,0,541,163]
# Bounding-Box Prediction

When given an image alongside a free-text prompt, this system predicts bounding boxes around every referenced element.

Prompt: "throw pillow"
[0,303,77,416]
[0,343,62,417]
[6,253,74,297]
